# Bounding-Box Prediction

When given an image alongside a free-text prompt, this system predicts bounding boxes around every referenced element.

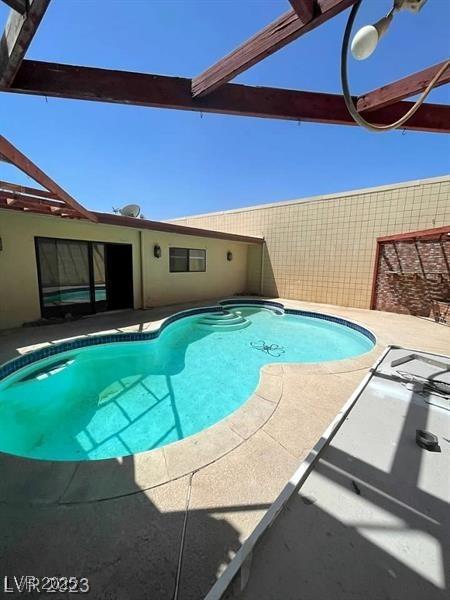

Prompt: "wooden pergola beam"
[191,0,357,98]
[0,194,79,217]
[0,0,50,87]
[0,190,65,208]
[1,0,28,15]
[0,134,97,221]
[1,204,51,215]
[377,225,450,243]
[288,0,315,24]
[1,197,48,212]
[5,60,450,133]
[0,193,51,211]
[357,60,450,112]
[50,207,78,216]
[0,179,61,199]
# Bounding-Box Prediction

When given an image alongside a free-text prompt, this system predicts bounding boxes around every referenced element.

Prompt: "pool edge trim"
[0,299,376,381]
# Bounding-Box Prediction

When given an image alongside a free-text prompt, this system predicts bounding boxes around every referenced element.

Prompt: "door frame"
[104,242,135,311]
[34,236,134,319]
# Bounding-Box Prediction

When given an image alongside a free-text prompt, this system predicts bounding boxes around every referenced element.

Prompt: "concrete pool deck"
[217,347,450,600]
[0,298,449,599]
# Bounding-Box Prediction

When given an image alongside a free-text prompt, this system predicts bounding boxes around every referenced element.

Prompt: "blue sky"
[0,0,449,220]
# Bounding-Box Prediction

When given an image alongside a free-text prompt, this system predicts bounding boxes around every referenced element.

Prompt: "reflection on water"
[43,285,106,305]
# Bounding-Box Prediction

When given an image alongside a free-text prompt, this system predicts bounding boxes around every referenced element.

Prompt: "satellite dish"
[112,204,141,218]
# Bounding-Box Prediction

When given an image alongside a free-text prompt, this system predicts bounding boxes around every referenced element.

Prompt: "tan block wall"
[0,210,257,329]
[169,176,450,309]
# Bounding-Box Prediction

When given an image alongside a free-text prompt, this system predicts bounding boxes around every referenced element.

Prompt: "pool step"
[202,311,241,321]
[196,310,250,332]
[196,320,251,332]
[198,314,245,326]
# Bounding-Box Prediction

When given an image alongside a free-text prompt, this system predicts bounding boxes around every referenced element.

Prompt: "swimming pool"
[0,301,375,461]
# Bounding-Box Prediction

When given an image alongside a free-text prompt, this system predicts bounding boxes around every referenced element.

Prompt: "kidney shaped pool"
[0,302,375,461]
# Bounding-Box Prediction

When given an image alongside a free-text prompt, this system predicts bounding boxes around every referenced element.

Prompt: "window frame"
[169,247,206,273]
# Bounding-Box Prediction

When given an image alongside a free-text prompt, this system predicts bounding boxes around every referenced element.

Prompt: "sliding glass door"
[92,243,107,312]
[35,237,133,318]
[36,238,92,317]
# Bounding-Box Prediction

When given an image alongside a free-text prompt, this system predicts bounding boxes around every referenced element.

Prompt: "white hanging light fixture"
[350,11,394,60]
[341,0,449,132]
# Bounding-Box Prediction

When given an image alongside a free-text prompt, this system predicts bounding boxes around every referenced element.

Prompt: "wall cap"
[168,175,450,221]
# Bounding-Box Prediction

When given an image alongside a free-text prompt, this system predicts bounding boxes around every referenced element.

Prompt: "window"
[169,248,206,272]
[169,248,188,272]
[189,249,206,272]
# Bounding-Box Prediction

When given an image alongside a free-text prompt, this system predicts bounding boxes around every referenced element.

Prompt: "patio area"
[1,298,448,599]
[1,0,449,597]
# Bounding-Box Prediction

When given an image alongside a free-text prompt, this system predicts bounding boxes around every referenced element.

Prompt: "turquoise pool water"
[0,306,374,461]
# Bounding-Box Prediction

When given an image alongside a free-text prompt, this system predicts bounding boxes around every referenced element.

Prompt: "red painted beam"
[191,0,357,98]
[0,203,53,215]
[0,134,97,221]
[5,60,450,133]
[0,191,81,217]
[377,225,450,243]
[0,202,79,217]
[0,194,54,213]
[0,179,61,200]
[0,190,65,209]
[288,0,315,24]
[1,0,28,14]
[358,61,450,113]
[370,240,381,310]
[0,0,51,87]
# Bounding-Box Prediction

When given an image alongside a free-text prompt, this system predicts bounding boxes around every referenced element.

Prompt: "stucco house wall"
[0,209,260,329]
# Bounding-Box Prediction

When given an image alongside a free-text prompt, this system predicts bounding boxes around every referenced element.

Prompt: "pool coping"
[0,299,379,505]
[0,299,376,381]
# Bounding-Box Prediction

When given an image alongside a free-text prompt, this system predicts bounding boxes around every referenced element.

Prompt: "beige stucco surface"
[169,176,450,309]
[0,209,260,329]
